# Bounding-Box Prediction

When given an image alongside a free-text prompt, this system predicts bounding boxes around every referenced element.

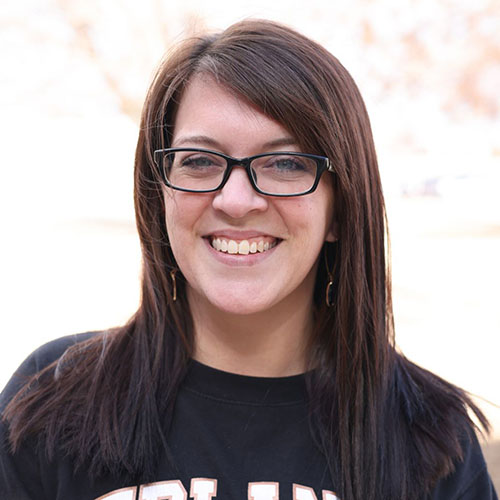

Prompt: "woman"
[0,19,496,500]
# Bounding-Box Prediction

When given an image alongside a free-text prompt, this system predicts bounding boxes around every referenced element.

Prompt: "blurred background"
[1,0,499,487]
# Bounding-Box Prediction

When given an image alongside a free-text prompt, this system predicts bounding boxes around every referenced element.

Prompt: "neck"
[189,290,314,377]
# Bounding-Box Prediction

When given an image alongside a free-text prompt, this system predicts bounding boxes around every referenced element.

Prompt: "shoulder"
[392,355,497,498]
[0,332,104,498]
[0,331,101,412]
[429,430,498,499]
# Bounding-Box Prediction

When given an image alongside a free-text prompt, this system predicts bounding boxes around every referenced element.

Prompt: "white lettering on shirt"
[248,481,279,500]
[190,478,218,500]
[322,491,340,500]
[293,484,317,500]
[97,480,339,499]
[293,485,339,500]
[138,479,188,500]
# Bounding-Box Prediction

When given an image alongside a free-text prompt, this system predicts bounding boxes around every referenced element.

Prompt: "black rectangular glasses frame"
[153,147,335,197]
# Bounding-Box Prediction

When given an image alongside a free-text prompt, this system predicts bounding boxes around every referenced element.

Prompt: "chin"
[205,293,276,316]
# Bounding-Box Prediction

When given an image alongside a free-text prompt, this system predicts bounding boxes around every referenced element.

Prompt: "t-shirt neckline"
[182,359,308,405]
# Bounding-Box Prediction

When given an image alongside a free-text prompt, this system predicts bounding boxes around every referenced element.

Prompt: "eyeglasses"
[153,148,334,197]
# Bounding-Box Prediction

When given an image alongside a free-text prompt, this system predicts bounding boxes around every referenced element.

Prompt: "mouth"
[208,235,280,255]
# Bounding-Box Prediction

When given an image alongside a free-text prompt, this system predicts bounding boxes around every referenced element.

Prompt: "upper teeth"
[211,238,276,255]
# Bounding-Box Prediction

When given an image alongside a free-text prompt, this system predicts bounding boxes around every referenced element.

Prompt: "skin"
[164,74,336,376]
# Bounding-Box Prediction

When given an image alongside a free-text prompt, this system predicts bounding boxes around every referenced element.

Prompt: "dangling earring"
[324,248,334,307]
[170,269,177,302]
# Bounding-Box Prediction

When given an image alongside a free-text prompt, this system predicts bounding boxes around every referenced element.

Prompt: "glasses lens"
[162,151,226,191]
[250,154,318,195]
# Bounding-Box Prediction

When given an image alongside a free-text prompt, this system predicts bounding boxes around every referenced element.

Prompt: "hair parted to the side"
[3,19,488,500]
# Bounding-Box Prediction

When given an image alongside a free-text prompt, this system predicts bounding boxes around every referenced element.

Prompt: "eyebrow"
[172,135,299,150]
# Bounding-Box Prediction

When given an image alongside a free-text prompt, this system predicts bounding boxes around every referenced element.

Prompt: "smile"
[210,237,279,255]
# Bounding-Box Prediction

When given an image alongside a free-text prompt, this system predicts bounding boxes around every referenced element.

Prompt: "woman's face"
[164,74,336,316]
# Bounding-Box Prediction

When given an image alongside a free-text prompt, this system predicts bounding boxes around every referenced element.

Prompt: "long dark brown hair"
[3,19,488,500]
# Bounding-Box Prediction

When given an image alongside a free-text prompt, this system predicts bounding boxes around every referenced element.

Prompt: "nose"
[211,166,268,218]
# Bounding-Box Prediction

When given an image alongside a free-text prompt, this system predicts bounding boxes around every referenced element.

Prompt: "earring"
[170,269,177,302]
[324,248,334,307]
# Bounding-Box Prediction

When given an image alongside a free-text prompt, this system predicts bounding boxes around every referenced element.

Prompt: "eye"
[270,157,307,172]
[178,154,224,170]
[258,155,316,177]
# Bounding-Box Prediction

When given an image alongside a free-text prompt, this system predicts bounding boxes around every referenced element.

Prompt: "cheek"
[312,181,335,240]
[163,192,214,265]
[164,193,195,246]
[164,195,181,243]
[276,194,333,244]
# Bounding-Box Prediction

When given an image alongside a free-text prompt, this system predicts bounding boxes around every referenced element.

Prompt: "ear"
[325,220,339,243]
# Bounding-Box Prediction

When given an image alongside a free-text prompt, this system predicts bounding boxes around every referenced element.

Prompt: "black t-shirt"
[0,333,497,499]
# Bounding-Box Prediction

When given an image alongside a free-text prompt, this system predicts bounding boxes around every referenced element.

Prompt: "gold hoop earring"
[170,269,177,302]
[324,248,334,307]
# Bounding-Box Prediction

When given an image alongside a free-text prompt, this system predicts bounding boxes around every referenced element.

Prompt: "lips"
[209,235,279,255]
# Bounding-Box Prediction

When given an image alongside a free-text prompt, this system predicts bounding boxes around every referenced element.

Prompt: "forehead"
[171,74,299,155]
